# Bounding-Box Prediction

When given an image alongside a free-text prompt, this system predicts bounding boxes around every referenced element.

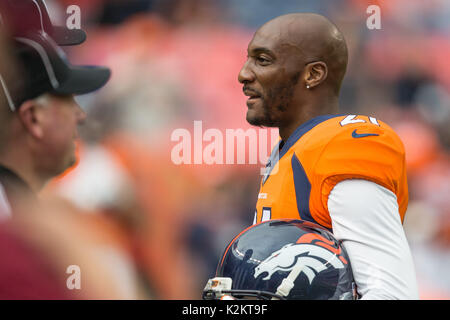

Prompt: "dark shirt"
[0,165,37,217]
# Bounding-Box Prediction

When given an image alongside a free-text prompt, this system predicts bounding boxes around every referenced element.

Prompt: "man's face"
[238,26,303,127]
[37,93,86,175]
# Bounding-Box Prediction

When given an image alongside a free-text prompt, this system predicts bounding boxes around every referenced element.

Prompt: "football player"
[238,13,418,299]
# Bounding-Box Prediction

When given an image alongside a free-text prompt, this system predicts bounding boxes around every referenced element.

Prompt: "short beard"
[246,97,277,128]
[269,71,300,112]
[248,72,300,128]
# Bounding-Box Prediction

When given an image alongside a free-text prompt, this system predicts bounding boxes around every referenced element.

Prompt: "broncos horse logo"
[253,235,347,285]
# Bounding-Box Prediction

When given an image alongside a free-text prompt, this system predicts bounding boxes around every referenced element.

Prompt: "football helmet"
[203,219,358,300]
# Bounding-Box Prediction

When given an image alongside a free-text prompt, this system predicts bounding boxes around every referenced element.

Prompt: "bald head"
[239,13,348,138]
[257,13,348,93]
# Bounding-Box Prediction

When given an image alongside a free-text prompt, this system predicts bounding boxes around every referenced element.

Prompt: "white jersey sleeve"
[328,179,419,300]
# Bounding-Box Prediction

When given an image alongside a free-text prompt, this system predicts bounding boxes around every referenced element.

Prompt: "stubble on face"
[247,71,301,128]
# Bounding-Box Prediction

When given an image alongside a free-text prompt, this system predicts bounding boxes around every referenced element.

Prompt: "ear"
[17,100,45,139]
[304,61,328,89]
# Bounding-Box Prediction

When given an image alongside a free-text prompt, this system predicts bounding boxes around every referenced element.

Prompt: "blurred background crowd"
[1,0,449,299]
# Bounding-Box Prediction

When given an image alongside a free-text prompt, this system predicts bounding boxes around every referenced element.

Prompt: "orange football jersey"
[254,114,408,230]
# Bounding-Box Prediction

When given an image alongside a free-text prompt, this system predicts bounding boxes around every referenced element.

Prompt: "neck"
[0,146,47,193]
[279,94,339,141]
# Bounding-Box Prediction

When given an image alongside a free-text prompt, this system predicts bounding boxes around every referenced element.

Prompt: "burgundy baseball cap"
[0,0,86,46]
